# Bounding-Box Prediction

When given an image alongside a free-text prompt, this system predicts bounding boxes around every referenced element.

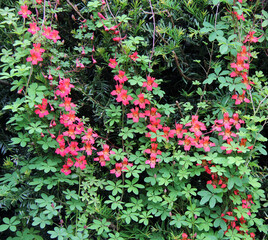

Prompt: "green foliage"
[0,0,267,239]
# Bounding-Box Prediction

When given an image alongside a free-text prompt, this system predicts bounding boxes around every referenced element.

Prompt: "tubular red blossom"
[98,12,106,20]
[112,35,127,42]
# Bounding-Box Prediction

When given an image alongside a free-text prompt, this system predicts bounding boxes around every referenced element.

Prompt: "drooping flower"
[18,5,32,18]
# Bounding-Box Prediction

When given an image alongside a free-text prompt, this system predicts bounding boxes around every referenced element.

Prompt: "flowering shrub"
[0,0,267,239]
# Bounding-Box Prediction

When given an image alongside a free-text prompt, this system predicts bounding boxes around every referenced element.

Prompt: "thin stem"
[148,0,156,68]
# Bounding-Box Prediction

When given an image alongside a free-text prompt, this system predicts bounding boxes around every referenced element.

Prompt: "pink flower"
[243,31,260,43]
[111,84,123,96]
[232,90,250,105]
[142,76,158,91]
[110,163,123,177]
[48,30,61,43]
[175,123,187,138]
[116,89,133,105]
[26,50,43,65]
[61,164,71,175]
[198,136,215,152]
[114,71,128,84]
[28,22,40,34]
[74,155,87,170]
[59,97,76,111]
[144,143,162,158]
[35,98,49,117]
[129,52,139,61]
[178,135,194,151]
[133,93,150,109]
[108,58,118,68]
[42,26,52,38]
[145,157,160,168]
[127,107,145,122]
[18,5,32,18]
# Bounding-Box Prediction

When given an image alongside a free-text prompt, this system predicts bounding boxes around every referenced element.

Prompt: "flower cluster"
[221,192,255,238]
[26,43,45,65]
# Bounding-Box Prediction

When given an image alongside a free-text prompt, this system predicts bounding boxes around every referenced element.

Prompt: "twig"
[148,0,156,68]
[66,0,85,20]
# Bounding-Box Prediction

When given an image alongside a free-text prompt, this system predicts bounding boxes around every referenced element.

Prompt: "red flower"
[232,90,250,105]
[74,155,87,170]
[61,164,71,175]
[108,58,118,68]
[114,70,128,84]
[129,52,139,61]
[133,93,150,109]
[28,22,40,34]
[142,76,158,91]
[127,107,145,122]
[35,98,49,117]
[243,31,260,43]
[110,163,123,177]
[26,49,43,65]
[18,5,32,18]
[116,89,133,105]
